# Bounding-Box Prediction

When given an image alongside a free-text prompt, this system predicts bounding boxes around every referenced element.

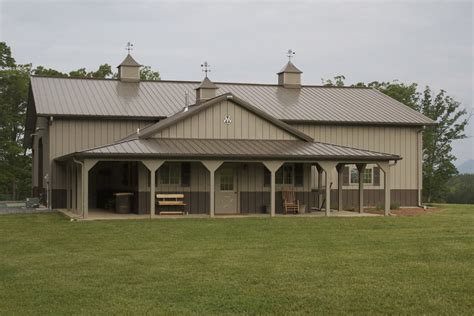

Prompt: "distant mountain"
[457,159,474,174]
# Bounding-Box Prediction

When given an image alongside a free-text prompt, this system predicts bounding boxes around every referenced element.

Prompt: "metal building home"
[24,52,435,219]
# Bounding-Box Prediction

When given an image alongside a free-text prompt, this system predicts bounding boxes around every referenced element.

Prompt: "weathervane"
[287,49,295,61]
[126,42,134,54]
[201,61,211,76]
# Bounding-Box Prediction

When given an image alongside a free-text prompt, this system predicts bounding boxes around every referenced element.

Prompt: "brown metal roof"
[277,61,303,74]
[59,138,401,161]
[29,76,435,125]
[138,93,314,142]
[118,54,141,67]
[196,76,218,89]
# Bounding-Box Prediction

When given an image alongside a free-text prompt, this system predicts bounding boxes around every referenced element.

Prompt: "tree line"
[0,42,160,200]
[0,41,470,203]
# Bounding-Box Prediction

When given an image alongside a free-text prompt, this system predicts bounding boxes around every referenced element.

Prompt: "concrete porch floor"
[59,208,380,221]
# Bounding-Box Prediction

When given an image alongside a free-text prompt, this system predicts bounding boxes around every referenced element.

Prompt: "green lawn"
[1,205,473,315]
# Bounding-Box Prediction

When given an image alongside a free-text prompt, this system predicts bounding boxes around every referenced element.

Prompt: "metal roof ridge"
[30,75,375,89]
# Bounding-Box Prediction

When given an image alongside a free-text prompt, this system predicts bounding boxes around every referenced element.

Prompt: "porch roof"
[57,138,401,162]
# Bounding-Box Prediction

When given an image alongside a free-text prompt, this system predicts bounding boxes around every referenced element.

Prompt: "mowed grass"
[0,205,473,315]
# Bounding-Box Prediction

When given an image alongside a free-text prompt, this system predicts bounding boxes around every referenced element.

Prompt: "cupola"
[195,61,218,103]
[117,49,142,82]
[277,49,302,88]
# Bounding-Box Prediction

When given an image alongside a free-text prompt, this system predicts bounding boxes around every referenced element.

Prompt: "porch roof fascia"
[56,152,401,163]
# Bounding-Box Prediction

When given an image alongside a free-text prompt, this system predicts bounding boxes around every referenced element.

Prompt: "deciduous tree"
[323,76,469,202]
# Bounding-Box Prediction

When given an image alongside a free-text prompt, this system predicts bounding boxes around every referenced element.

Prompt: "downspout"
[73,158,85,219]
[417,128,424,208]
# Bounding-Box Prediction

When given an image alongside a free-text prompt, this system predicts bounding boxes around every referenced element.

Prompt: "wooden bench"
[156,194,186,215]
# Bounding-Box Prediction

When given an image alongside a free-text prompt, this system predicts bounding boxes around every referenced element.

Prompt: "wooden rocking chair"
[282,187,299,214]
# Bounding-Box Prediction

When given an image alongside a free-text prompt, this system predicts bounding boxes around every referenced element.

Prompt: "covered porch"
[57,139,399,219]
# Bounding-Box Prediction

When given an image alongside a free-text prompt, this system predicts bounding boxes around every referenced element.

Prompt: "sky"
[1,0,473,163]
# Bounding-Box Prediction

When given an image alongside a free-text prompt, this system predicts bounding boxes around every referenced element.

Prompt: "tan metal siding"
[49,119,154,160]
[49,119,154,187]
[292,125,420,190]
[152,100,297,140]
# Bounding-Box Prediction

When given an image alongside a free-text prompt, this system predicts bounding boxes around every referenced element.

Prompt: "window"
[220,168,234,191]
[158,163,180,185]
[349,166,373,185]
[276,164,294,185]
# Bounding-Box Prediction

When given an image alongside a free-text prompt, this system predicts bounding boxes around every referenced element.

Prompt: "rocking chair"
[282,187,300,214]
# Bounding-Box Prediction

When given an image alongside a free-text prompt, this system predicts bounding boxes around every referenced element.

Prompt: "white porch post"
[142,160,164,219]
[318,161,338,216]
[82,159,98,219]
[202,160,224,218]
[377,162,393,216]
[262,161,284,217]
[356,163,367,213]
[336,164,345,212]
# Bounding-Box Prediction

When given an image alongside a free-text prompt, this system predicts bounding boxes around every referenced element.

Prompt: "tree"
[0,44,31,200]
[323,76,469,203]
[140,66,160,80]
[0,41,160,200]
[33,64,113,79]
[419,87,468,202]
[446,174,474,204]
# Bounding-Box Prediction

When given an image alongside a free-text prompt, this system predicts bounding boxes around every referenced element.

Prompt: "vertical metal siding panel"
[235,105,242,139]
[247,109,255,139]
[212,104,219,138]
[191,114,199,139]
[205,107,213,138]
[184,116,192,138]
[241,108,249,139]
[228,101,235,139]
[169,123,177,138]
[255,117,263,139]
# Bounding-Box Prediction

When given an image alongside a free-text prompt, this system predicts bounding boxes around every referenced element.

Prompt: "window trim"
[276,163,294,185]
[157,163,181,186]
[348,166,373,185]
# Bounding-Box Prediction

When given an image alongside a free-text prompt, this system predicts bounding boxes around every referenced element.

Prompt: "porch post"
[71,163,77,212]
[356,163,367,213]
[377,162,392,216]
[316,164,323,209]
[336,164,345,212]
[262,161,284,217]
[142,160,164,219]
[66,162,71,210]
[82,159,98,219]
[316,161,337,216]
[202,160,224,218]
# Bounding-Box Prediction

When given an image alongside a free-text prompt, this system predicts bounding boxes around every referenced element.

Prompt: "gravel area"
[0,204,55,215]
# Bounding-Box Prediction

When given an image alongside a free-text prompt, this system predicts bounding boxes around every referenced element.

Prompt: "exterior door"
[215,165,238,214]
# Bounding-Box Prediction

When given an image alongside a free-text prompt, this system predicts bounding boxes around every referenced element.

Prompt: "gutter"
[73,158,85,219]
